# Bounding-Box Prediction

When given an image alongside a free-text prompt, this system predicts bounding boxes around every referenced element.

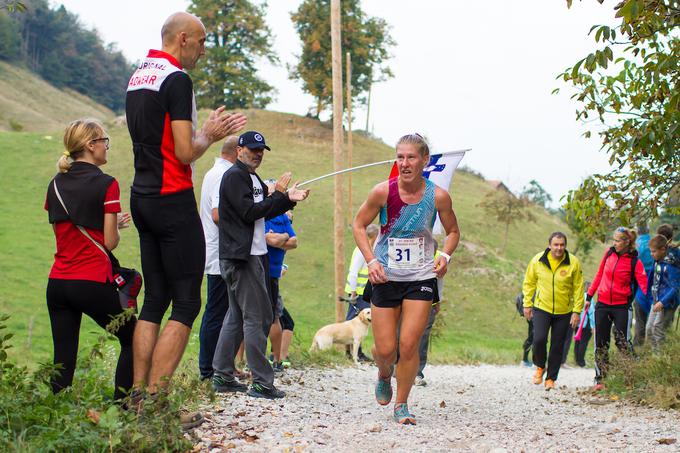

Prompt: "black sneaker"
[212,374,248,393]
[272,361,284,373]
[247,382,285,399]
[358,352,373,363]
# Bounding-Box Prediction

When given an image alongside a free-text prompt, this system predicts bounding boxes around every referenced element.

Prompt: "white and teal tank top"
[374,178,437,282]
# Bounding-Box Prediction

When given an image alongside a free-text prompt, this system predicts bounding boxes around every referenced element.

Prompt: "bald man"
[125,12,247,420]
[198,136,239,380]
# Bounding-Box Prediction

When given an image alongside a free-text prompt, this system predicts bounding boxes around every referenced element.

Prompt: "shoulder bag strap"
[53,180,110,260]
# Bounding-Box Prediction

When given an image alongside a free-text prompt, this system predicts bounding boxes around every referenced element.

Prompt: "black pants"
[522,319,534,362]
[46,279,136,400]
[561,325,574,365]
[573,326,592,367]
[531,308,571,381]
[131,190,205,328]
[594,303,631,382]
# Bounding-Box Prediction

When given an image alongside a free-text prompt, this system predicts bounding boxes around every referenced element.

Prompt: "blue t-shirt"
[265,213,295,278]
[636,234,653,273]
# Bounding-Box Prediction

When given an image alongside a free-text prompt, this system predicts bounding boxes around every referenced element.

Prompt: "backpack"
[605,248,639,305]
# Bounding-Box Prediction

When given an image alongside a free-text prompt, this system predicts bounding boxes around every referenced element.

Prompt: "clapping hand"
[287,182,310,202]
[276,172,292,193]
[203,107,248,142]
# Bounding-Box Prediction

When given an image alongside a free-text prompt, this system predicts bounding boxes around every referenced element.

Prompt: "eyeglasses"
[92,137,110,146]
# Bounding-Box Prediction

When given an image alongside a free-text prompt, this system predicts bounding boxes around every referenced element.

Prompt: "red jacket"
[587,247,648,306]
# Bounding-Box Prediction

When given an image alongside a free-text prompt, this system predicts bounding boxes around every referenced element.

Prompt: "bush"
[605,330,680,409]
[0,313,200,451]
[8,119,23,131]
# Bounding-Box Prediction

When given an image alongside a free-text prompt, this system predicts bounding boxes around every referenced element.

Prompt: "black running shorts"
[371,278,439,308]
[131,189,205,327]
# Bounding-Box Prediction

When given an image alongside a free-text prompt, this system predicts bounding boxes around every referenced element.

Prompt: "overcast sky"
[53,0,617,206]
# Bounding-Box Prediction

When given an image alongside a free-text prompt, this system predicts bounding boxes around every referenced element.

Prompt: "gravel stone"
[193,364,680,452]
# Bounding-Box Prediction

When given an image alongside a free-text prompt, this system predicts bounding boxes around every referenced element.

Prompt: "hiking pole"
[573,303,589,341]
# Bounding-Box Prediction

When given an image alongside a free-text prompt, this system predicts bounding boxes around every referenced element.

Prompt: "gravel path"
[191,364,680,452]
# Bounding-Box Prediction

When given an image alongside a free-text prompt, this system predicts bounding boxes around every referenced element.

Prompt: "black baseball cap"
[238,131,271,151]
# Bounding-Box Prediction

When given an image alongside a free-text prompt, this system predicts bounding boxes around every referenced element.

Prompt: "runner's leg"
[370,304,401,379]
[395,299,431,404]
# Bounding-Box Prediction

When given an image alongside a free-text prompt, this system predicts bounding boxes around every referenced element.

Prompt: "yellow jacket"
[522,249,584,315]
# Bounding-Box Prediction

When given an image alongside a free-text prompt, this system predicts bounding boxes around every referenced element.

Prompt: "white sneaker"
[414,375,427,387]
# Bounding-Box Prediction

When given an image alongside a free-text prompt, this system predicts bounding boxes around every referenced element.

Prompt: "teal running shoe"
[393,403,416,425]
[374,366,393,405]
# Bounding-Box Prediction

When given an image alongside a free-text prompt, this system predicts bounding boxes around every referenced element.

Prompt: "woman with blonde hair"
[45,119,137,400]
[585,226,647,390]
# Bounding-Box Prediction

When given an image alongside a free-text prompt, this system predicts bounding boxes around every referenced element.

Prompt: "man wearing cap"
[212,130,309,399]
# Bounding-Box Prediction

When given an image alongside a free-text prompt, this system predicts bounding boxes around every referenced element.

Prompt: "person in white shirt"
[198,136,238,380]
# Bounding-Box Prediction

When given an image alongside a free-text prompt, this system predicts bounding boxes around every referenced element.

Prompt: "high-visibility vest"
[344,247,369,295]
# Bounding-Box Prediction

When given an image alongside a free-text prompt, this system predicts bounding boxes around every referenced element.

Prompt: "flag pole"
[297,149,471,188]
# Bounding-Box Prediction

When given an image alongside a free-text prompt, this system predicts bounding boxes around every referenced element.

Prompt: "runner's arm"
[434,188,460,277]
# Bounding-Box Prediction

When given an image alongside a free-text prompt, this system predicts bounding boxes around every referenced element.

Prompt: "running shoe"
[520,360,533,368]
[532,367,545,385]
[247,382,285,399]
[375,366,394,405]
[594,383,605,391]
[272,361,284,373]
[414,374,427,387]
[393,403,416,425]
[281,358,291,368]
[212,374,248,393]
[544,379,555,391]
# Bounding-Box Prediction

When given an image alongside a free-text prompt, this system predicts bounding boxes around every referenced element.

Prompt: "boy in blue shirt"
[645,234,680,348]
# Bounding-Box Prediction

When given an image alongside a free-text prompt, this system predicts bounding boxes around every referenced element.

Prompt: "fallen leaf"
[369,424,382,433]
[86,409,100,425]
[440,400,447,408]
[284,432,294,438]
[657,438,677,445]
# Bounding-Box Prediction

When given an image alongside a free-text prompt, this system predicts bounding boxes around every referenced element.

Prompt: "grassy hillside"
[0,61,115,132]
[0,108,602,370]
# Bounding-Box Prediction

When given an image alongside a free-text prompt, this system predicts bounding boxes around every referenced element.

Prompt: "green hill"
[0,61,115,132]
[0,106,601,369]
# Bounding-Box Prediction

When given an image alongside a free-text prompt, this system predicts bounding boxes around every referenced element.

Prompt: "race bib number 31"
[388,237,425,269]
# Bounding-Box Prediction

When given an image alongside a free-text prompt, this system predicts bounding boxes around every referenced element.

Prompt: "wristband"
[367,258,378,267]
[586,294,593,303]
[439,251,451,263]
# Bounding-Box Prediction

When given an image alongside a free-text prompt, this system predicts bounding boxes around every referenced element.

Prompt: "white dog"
[310,308,372,364]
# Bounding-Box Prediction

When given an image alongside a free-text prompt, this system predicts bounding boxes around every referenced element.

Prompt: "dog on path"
[310,308,372,364]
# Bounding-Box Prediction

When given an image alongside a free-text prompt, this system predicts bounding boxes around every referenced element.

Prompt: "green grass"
[0,108,603,373]
[0,61,114,132]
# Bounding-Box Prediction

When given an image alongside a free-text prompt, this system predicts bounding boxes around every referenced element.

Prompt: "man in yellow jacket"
[522,232,584,390]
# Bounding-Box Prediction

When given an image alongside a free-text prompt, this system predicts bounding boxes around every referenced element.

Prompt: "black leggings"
[46,279,136,400]
[131,190,205,328]
[531,308,571,381]
[594,303,631,382]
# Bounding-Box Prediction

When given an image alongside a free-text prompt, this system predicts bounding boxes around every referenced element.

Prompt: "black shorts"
[131,189,205,328]
[371,278,439,308]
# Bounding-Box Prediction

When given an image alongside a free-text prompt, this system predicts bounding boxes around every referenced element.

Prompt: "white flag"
[424,152,465,234]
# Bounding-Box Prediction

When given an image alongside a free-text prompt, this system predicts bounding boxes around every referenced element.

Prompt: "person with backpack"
[586,227,648,390]
[632,224,654,346]
[45,119,137,401]
[515,292,533,367]
[645,234,680,348]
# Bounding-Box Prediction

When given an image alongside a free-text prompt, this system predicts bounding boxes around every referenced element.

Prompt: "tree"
[188,0,277,109]
[290,0,394,118]
[521,179,553,208]
[478,191,537,253]
[559,0,679,239]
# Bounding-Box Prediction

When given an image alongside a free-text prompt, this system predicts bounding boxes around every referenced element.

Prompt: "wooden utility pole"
[365,80,371,132]
[346,52,353,227]
[331,0,345,322]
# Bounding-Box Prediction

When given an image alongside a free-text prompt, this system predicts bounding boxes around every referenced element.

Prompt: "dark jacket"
[646,253,680,309]
[218,159,295,262]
